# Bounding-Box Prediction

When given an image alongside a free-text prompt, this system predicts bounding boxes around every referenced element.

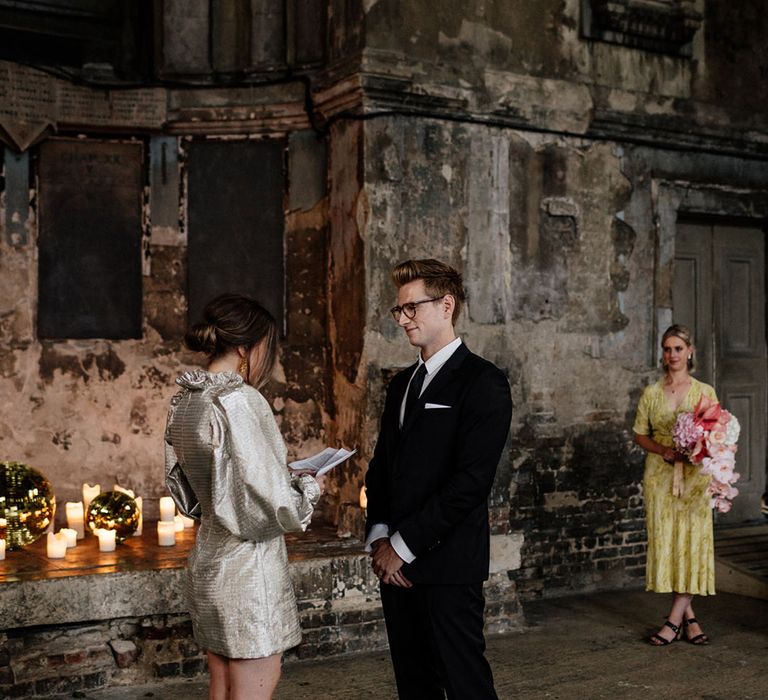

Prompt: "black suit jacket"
[365,343,513,584]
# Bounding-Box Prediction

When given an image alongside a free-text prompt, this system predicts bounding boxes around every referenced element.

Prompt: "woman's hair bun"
[185,323,218,355]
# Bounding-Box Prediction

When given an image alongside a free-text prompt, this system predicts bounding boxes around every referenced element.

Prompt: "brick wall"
[507,422,647,600]
[0,551,522,697]
[0,615,202,698]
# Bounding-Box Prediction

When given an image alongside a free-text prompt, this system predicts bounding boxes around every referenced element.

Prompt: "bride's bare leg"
[207,651,230,700]
[229,653,282,700]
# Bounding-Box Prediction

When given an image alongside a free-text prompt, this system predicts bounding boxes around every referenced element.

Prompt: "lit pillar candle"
[46,532,67,559]
[82,483,100,515]
[96,528,116,552]
[65,502,85,539]
[179,514,195,529]
[0,538,5,561]
[132,496,143,537]
[59,528,78,548]
[113,484,135,499]
[173,515,185,532]
[157,521,176,546]
[159,497,176,522]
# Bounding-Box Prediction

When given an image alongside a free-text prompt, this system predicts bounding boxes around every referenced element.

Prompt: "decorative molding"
[581,0,703,56]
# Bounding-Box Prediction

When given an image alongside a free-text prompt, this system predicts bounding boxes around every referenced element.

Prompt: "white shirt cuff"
[390,531,416,563]
[364,523,390,551]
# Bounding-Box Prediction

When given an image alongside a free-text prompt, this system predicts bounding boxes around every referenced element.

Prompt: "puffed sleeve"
[632,385,653,436]
[210,388,320,541]
[165,396,202,520]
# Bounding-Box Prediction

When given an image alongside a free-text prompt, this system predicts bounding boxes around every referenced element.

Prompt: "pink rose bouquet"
[672,395,740,512]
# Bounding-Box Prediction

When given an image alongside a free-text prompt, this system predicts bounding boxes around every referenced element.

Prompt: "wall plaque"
[38,139,143,339]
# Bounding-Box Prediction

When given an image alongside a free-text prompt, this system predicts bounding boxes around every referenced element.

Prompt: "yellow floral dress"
[633,377,717,595]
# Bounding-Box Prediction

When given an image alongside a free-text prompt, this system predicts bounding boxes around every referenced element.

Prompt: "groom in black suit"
[365,259,512,700]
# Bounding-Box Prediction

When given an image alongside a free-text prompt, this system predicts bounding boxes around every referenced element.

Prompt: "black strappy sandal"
[684,617,710,645]
[649,619,682,646]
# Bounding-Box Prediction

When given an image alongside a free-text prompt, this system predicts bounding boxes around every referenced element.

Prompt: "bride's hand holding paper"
[289,447,357,477]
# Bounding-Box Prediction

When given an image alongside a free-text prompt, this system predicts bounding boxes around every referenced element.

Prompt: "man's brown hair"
[392,259,466,324]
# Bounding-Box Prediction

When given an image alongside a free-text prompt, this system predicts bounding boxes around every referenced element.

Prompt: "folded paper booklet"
[288,447,357,477]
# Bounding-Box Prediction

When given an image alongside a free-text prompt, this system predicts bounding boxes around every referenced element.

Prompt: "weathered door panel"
[673,223,766,523]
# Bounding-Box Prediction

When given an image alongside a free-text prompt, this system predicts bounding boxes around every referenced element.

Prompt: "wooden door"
[673,222,766,523]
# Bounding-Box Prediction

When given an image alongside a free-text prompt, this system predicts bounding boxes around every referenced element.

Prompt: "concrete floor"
[66,588,767,700]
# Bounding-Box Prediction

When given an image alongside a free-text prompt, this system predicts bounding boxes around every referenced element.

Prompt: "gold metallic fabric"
[165,370,320,658]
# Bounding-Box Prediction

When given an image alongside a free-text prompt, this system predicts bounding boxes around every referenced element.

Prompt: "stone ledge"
[1,568,189,629]
[1,526,523,696]
[0,524,373,630]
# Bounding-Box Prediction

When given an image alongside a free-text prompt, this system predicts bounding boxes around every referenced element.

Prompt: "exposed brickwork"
[0,615,205,697]
[507,423,647,600]
[0,554,521,697]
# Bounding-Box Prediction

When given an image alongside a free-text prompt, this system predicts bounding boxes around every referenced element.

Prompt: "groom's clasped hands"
[370,538,413,588]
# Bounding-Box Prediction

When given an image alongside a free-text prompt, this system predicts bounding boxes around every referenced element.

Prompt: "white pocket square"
[425,403,451,409]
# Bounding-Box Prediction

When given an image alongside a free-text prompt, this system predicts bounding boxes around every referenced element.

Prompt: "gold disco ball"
[0,461,56,550]
[86,490,139,543]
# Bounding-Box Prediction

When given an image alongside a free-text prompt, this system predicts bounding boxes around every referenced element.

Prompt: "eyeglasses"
[390,297,443,321]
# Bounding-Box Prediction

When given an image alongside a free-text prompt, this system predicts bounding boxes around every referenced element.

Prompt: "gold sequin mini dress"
[165,371,320,658]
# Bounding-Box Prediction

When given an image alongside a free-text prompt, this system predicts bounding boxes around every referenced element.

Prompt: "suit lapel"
[390,365,416,435]
[400,343,470,435]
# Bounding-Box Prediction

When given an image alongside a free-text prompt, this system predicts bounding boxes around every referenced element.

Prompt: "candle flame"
[359,485,367,509]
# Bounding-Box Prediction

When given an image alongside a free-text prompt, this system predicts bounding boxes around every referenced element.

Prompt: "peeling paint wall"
[0,132,331,520]
[0,0,767,601]
[309,0,768,601]
[361,1,768,139]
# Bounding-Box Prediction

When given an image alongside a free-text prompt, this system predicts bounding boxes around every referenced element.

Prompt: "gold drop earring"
[238,355,249,378]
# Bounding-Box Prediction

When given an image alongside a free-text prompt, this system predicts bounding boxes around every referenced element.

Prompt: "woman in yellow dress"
[633,324,715,645]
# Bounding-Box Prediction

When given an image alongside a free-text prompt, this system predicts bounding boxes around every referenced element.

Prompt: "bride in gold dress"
[633,324,715,646]
[165,293,326,698]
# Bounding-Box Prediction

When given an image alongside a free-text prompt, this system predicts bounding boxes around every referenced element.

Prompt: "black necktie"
[403,363,427,426]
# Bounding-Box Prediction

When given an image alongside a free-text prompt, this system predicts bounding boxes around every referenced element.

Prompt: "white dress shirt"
[366,337,463,563]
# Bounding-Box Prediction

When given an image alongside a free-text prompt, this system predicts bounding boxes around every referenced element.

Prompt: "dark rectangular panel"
[672,256,697,334]
[38,139,143,339]
[673,222,713,383]
[161,0,210,75]
[4,148,29,246]
[187,139,285,329]
[250,0,286,68]
[211,0,250,72]
[723,258,752,352]
[725,390,754,483]
[294,0,326,65]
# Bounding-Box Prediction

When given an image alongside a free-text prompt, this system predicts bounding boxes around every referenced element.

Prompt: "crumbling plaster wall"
[357,118,641,434]
[0,132,331,520]
[359,0,768,138]
[350,115,649,593]
[1,0,765,580]
[342,0,768,599]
